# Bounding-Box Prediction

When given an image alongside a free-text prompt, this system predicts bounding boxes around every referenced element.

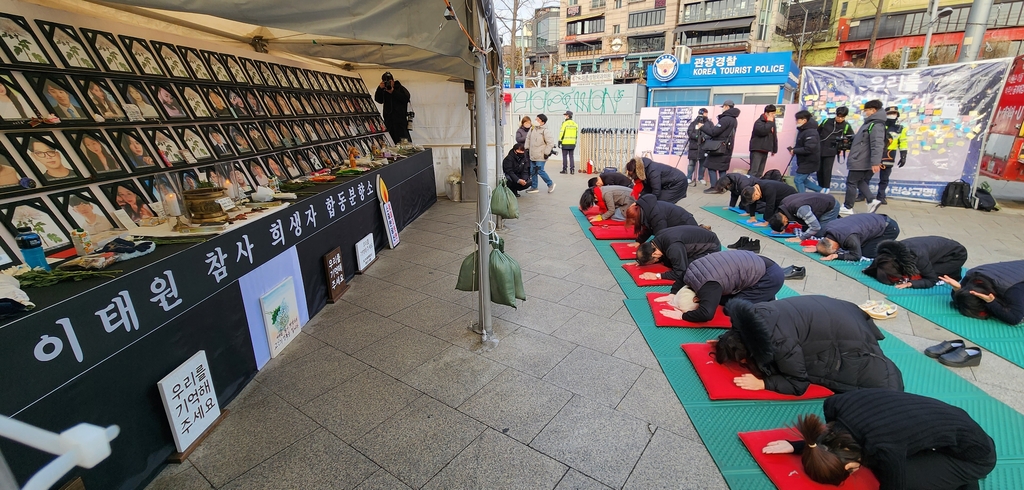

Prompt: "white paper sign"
[356,233,375,272]
[157,350,221,452]
[112,209,139,230]
[216,197,237,211]
[122,104,145,122]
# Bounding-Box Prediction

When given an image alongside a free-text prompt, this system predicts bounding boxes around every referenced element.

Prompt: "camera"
[382,72,394,91]
[836,135,852,151]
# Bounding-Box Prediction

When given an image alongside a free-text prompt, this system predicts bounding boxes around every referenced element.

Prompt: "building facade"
[834,0,1024,66]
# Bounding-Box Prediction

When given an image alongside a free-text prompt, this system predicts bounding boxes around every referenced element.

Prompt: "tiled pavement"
[147,170,1024,490]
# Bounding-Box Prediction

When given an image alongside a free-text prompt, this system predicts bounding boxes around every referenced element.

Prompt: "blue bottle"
[15,226,50,271]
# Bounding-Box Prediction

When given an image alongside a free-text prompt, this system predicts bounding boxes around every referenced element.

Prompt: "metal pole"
[494,85,505,231]
[798,6,809,66]
[918,0,940,66]
[958,0,994,62]
[474,53,493,342]
[900,46,911,69]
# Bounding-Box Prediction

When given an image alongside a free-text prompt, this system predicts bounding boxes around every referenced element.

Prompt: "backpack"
[939,180,972,208]
[973,186,997,211]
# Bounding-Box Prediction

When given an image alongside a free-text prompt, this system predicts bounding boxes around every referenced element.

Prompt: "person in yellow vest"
[559,110,579,174]
[876,105,909,205]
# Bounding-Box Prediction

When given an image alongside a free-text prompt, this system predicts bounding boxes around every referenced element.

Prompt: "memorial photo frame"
[262,122,284,149]
[325,74,339,92]
[316,147,334,168]
[317,94,334,115]
[224,89,249,118]
[108,128,160,171]
[81,28,133,73]
[146,81,188,119]
[50,188,117,235]
[200,50,232,82]
[175,168,200,191]
[242,89,265,116]
[74,77,126,121]
[260,90,281,116]
[230,161,255,193]
[244,158,270,187]
[279,152,302,179]
[304,70,321,91]
[178,84,212,119]
[139,172,180,204]
[201,85,233,118]
[261,154,288,181]
[321,119,338,140]
[255,60,277,87]
[199,164,229,188]
[224,123,253,155]
[290,122,308,145]
[303,121,319,142]
[143,127,185,166]
[299,94,318,115]
[151,41,192,79]
[274,92,293,115]
[313,120,328,141]
[8,132,84,185]
[0,197,71,253]
[120,36,165,76]
[36,21,98,70]
[27,73,88,121]
[0,145,29,192]
[328,145,343,167]
[287,93,305,115]
[271,64,289,87]
[222,54,248,84]
[173,125,215,163]
[100,179,156,224]
[0,14,54,66]
[200,124,234,159]
[287,67,304,89]
[113,80,160,120]
[178,46,212,81]
[242,123,269,151]
[240,58,263,85]
[66,129,125,176]
[0,70,39,125]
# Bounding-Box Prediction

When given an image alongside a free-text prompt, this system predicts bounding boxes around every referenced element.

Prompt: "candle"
[224,178,237,199]
[164,193,181,216]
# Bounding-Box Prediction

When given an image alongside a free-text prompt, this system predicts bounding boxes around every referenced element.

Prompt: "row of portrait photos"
[0,133,390,265]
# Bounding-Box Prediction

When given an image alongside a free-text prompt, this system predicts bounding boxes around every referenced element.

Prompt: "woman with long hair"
[942,260,1024,325]
[766,389,995,489]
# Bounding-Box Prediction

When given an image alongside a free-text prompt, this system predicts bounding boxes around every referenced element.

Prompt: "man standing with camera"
[816,106,853,193]
[374,72,412,143]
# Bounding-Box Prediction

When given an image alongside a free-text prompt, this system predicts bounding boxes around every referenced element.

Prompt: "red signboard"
[981,55,1024,181]
[991,56,1024,136]
[655,0,666,7]
[567,5,581,17]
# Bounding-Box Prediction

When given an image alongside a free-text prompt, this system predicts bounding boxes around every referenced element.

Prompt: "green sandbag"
[455,251,478,292]
[489,248,518,308]
[490,180,519,219]
[492,236,525,301]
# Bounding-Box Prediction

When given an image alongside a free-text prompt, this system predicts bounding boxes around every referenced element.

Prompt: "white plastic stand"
[0,416,118,490]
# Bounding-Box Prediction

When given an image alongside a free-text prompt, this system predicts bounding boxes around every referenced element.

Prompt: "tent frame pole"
[493,85,505,231]
[474,53,494,344]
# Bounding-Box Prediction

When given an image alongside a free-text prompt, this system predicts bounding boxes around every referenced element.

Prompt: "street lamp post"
[917,0,954,67]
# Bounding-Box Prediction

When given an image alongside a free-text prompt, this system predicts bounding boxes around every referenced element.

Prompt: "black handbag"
[702,127,735,156]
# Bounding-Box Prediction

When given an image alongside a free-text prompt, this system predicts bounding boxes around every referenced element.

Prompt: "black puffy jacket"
[636,157,688,202]
[749,114,778,154]
[502,148,530,183]
[862,236,968,288]
[652,225,722,282]
[701,107,741,171]
[792,118,821,174]
[729,296,904,396]
[635,194,698,243]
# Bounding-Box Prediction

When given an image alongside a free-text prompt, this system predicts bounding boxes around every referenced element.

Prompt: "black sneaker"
[559,170,568,174]
[570,169,575,174]
[783,265,806,280]
[738,239,762,254]
[728,237,749,249]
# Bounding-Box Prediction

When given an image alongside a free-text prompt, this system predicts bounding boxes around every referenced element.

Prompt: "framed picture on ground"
[66,129,124,176]
[108,128,160,171]
[81,28,133,73]
[120,36,165,76]
[8,132,83,185]
[50,188,117,235]
[0,197,71,253]
[36,21,97,70]
[0,14,53,66]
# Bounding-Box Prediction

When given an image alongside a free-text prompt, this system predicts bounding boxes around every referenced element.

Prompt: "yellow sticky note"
[956,141,966,147]
[936,138,945,144]
[911,150,921,155]
[966,132,976,139]
[923,146,932,151]
[969,111,979,117]
[938,148,947,154]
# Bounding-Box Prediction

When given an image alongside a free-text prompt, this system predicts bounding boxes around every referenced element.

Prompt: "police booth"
[645,51,799,107]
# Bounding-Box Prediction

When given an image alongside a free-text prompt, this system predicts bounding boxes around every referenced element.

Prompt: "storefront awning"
[674,17,754,33]
[625,51,663,60]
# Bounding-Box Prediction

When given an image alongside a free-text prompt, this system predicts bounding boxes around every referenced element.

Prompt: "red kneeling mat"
[738,428,880,490]
[611,241,639,260]
[680,343,834,401]
[590,222,636,240]
[583,206,601,217]
[646,292,730,328]
[622,263,674,286]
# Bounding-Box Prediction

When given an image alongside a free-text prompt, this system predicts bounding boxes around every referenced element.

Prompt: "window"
[566,17,605,35]
[628,8,666,28]
[615,0,622,7]
[628,35,666,53]
[679,26,751,46]
[592,0,606,7]
[566,41,602,56]
[840,1,848,15]
[630,0,646,3]
[652,88,711,107]
[683,0,755,23]
[614,24,621,33]
[569,0,578,4]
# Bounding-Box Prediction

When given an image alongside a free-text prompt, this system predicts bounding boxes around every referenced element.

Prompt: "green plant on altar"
[196,181,215,189]
[15,216,64,248]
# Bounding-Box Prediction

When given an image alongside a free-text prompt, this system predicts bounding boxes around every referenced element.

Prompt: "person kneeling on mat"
[942,259,1024,325]
[624,194,702,246]
[741,179,798,223]
[651,250,784,323]
[580,185,634,222]
[862,236,968,289]
[764,389,995,490]
[625,157,689,203]
[812,213,900,262]
[769,193,841,241]
[713,296,903,395]
[636,225,721,283]
[588,171,633,188]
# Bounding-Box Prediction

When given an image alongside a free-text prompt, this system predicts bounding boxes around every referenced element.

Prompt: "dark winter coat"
[701,107,741,171]
[820,389,996,490]
[687,116,706,153]
[817,117,854,158]
[722,172,756,208]
[961,260,1024,324]
[823,213,888,253]
[862,237,968,288]
[635,157,688,202]
[777,193,836,225]
[502,148,530,184]
[600,171,633,187]
[749,114,778,154]
[652,225,721,281]
[729,296,904,396]
[374,82,411,124]
[746,179,797,219]
[966,260,1024,296]
[792,118,821,174]
[515,126,529,145]
[847,110,888,171]
[635,194,698,243]
[683,250,765,296]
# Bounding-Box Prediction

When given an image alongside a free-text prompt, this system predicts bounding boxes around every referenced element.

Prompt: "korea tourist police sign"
[652,54,679,83]
[802,60,1011,202]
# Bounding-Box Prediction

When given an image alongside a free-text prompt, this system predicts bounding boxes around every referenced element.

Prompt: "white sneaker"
[548,183,556,193]
[700,179,707,186]
[866,200,881,214]
[839,205,855,216]
[526,188,539,194]
[820,188,830,194]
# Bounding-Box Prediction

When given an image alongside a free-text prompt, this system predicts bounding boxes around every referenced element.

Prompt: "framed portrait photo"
[304,70,321,91]
[261,154,288,181]
[142,127,186,166]
[201,85,233,118]
[0,14,53,66]
[73,77,126,121]
[0,198,71,254]
[255,60,277,87]
[223,123,254,155]
[321,119,338,140]
[302,121,319,142]
[281,151,304,178]
[261,122,285,149]
[100,179,156,225]
[277,122,297,147]
[244,158,270,187]
[0,145,29,192]
[288,67,306,89]
[241,88,265,117]
[224,88,250,118]
[230,161,255,193]
[274,92,294,116]
[36,21,98,70]
[174,168,201,191]
[316,146,334,168]
[108,128,160,171]
[8,132,83,185]
[146,81,189,120]
[240,58,264,86]
[173,125,215,163]
[120,36,165,76]
[270,64,290,88]
[221,54,248,84]
[26,73,88,121]
[242,123,270,152]
[51,188,117,235]
[178,84,213,119]
[200,124,235,159]
[66,129,124,176]
[81,28,133,73]
[0,70,38,125]
[151,41,192,79]
[316,94,334,115]
[139,172,180,204]
[313,120,329,141]
[200,50,232,83]
[178,46,212,81]
[260,90,281,116]
[112,80,160,121]
[286,92,305,115]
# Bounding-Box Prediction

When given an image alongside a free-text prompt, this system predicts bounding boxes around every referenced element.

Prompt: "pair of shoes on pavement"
[727,236,761,253]
[783,265,805,280]
[858,300,898,320]
[925,339,982,367]
[525,184,556,194]
[559,170,568,174]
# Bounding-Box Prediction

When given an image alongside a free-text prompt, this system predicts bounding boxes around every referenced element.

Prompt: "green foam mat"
[776,285,801,299]
[888,294,959,316]
[700,205,751,223]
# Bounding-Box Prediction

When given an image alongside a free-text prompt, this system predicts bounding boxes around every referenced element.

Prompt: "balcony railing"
[687,40,750,53]
[679,6,757,24]
[565,46,604,58]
